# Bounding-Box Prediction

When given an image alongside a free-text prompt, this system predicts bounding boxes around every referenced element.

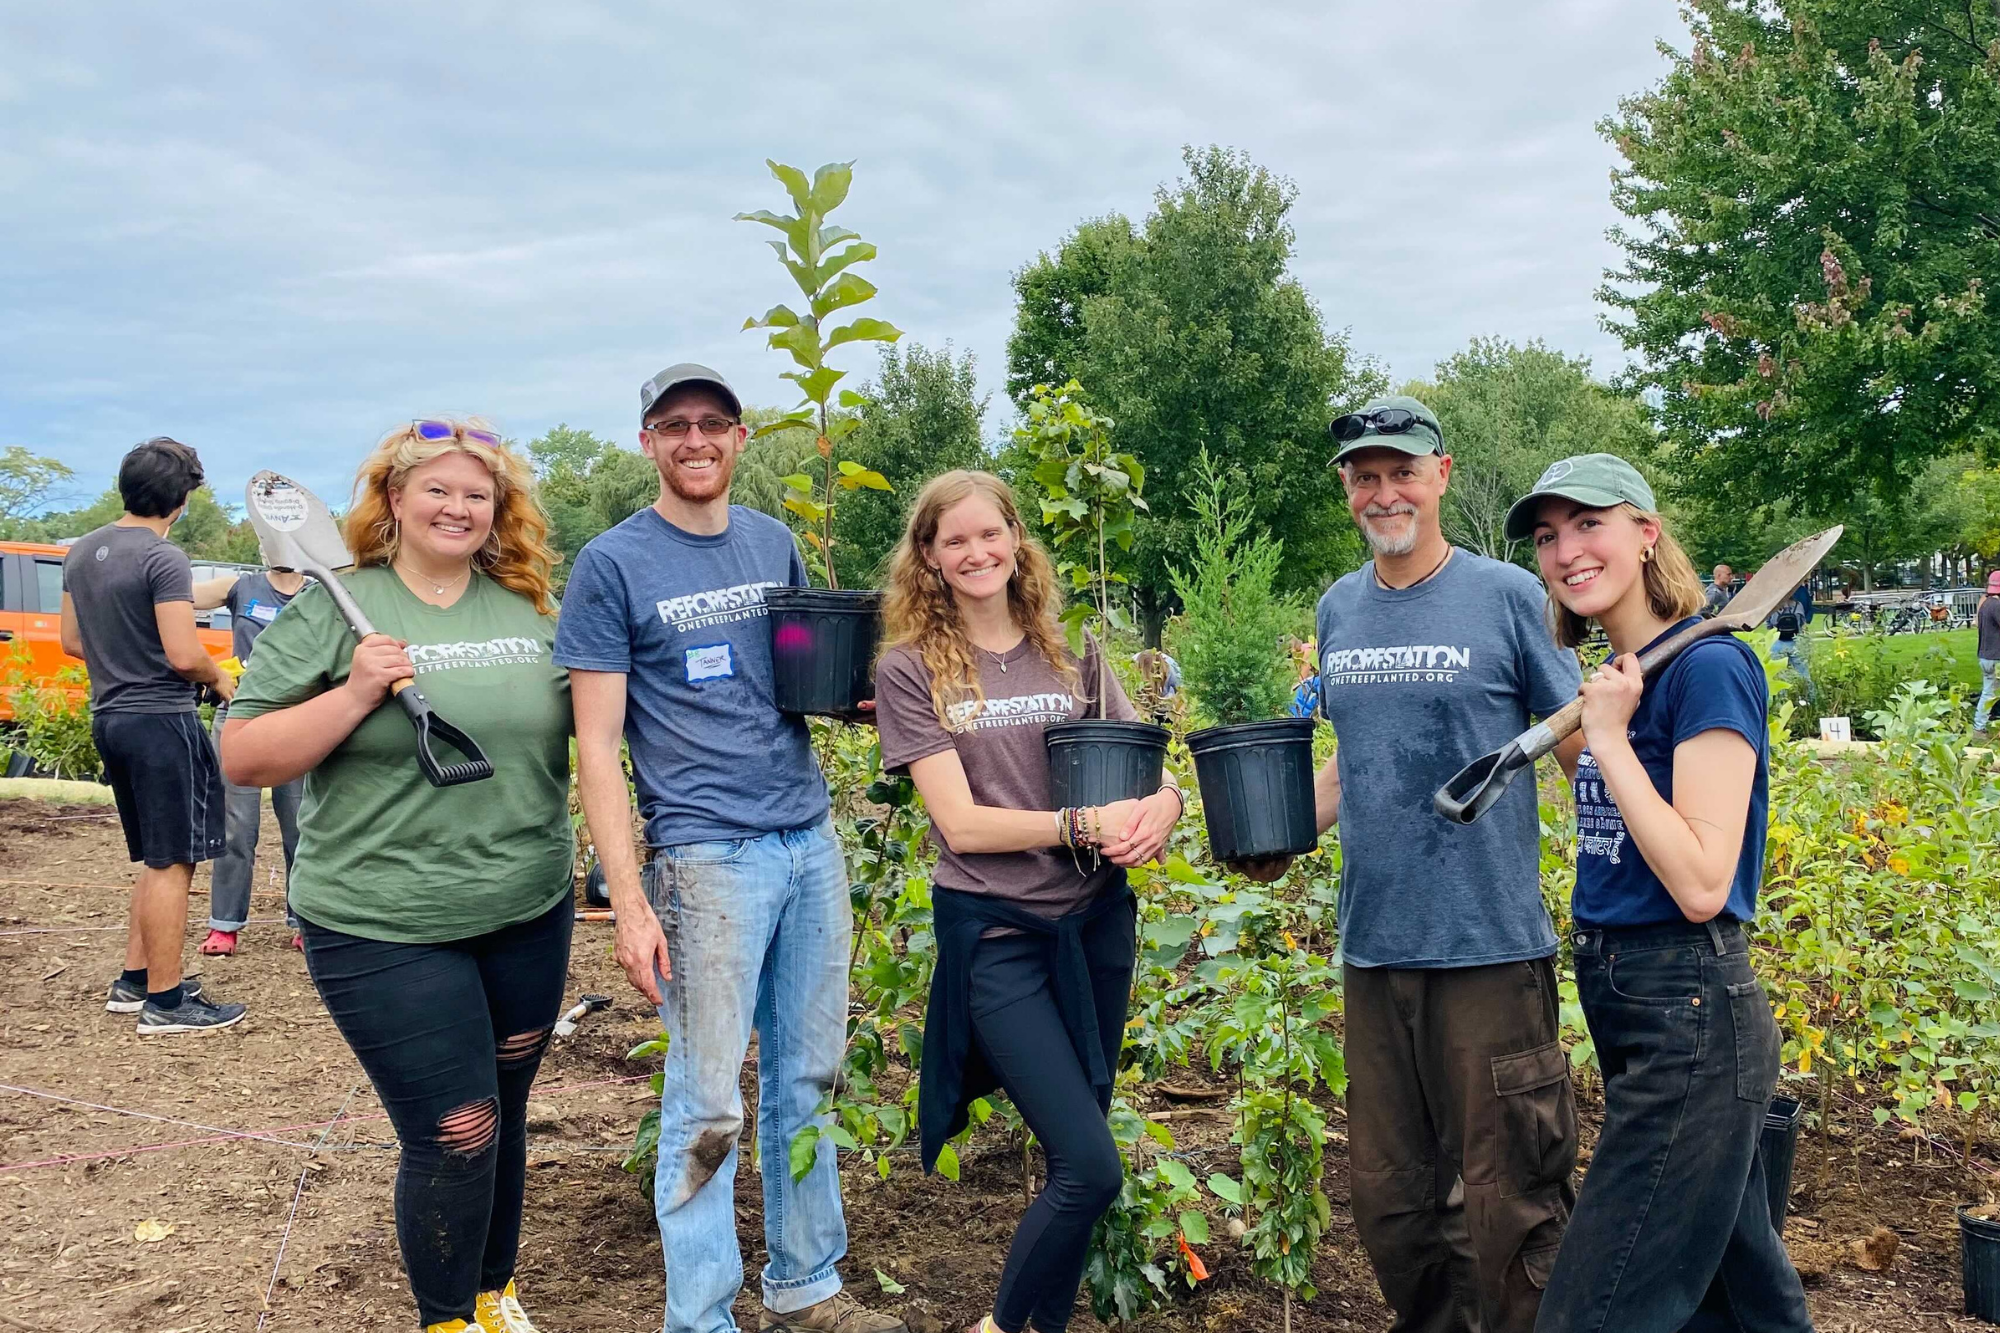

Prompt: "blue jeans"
[1770,636,1813,702]
[641,818,851,1333]
[1976,658,2000,732]
[207,707,301,931]
[1538,920,1811,1333]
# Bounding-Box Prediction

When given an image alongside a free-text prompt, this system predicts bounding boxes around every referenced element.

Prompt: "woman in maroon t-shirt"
[874,470,1183,1333]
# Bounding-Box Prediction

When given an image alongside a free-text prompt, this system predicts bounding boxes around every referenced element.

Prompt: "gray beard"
[1362,523,1418,558]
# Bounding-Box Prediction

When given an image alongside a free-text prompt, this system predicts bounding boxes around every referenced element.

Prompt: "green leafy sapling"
[738,159,898,589]
[1017,380,1149,715]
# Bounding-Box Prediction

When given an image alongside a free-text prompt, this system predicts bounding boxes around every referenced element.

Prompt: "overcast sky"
[1,0,1687,511]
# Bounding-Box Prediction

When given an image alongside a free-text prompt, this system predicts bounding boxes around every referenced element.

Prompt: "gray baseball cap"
[1503,453,1657,541]
[640,363,741,424]
[1328,394,1445,466]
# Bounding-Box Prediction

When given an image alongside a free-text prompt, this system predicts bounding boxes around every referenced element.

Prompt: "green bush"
[1168,452,1298,729]
[3,651,100,780]
[1796,626,1968,738]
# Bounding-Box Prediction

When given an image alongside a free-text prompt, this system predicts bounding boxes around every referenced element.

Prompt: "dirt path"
[0,796,1986,1331]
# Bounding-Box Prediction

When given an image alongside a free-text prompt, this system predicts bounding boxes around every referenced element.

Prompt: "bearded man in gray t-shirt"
[1244,396,1584,1333]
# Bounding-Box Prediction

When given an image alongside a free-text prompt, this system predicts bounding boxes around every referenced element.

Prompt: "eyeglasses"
[1328,409,1441,446]
[413,420,503,447]
[645,416,741,440]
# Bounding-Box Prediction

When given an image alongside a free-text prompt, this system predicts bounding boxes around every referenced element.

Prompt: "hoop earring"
[1641,546,1655,563]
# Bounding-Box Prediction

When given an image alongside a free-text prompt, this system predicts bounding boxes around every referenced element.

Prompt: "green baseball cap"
[1328,394,1444,466]
[1503,453,1657,541]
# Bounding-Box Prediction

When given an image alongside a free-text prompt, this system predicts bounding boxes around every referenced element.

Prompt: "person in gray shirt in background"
[198,552,310,957]
[61,437,247,1035]
[1974,572,2000,736]
[1237,396,1584,1333]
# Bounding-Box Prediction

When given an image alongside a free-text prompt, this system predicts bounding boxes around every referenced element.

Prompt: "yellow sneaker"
[475,1279,541,1333]
[425,1322,474,1333]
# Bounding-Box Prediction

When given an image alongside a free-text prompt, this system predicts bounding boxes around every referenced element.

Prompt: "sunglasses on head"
[1329,408,1439,446]
[412,420,503,447]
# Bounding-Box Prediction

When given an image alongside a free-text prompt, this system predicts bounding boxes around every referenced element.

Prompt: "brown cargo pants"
[1344,955,1577,1333]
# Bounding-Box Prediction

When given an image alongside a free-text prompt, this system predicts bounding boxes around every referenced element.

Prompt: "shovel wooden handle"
[1432,619,1735,825]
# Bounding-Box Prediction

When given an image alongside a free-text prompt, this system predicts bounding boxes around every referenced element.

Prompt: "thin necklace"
[1377,545,1452,591]
[977,636,1027,673]
[397,560,470,598]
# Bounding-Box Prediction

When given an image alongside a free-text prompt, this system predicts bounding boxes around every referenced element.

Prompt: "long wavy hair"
[344,419,559,615]
[1544,503,1704,649]
[881,470,1079,732]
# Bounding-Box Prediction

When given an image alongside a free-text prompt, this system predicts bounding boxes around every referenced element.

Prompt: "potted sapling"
[1169,453,1319,862]
[738,158,899,720]
[1021,380,1170,805]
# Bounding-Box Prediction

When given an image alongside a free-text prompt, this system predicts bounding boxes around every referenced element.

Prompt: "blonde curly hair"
[881,470,1079,732]
[343,419,558,616]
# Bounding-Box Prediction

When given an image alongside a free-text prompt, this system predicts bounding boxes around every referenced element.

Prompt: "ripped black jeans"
[300,897,572,1327]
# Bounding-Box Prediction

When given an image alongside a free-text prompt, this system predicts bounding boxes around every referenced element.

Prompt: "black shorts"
[92,711,228,869]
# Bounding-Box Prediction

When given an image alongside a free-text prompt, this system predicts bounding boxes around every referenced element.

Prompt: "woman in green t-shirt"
[222,421,573,1333]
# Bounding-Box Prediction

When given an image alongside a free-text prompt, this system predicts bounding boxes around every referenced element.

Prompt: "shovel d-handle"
[393,681,496,788]
[1432,618,1735,825]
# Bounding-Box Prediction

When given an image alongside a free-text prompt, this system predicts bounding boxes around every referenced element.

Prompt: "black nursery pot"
[765,587,883,721]
[1185,717,1319,863]
[1962,1204,2000,1324]
[1045,719,1170,808]
[1760,1096,1804,1234]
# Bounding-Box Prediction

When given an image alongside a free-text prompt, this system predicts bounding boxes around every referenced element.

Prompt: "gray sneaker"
[136,990,244,1035]
[106,975,202,1014]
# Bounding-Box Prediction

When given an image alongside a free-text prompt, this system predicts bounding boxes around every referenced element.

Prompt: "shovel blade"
[244,471,353,576]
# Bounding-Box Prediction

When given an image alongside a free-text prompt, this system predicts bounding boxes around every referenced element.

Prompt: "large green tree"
[526,424,656,585]
[1602,0,2000,512]
[1406,338,1659,564]
[0,446,75,527]
[1006,145,1383,638]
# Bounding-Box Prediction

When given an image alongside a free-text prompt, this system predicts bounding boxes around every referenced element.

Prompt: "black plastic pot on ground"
[4,749,37,779]
[1186,717,1319,863]
[1045,719,1170,808]
[1760,1096,1804,1234]
[766,586,883,721]
[1963,1204,2000,1323]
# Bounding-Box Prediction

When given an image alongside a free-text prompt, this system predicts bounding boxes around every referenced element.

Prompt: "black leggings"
[300,897,572,1327]
[970,900,1135,1333]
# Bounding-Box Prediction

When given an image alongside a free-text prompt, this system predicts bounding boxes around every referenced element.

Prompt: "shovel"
[244,470,495,788]
[1432,524,1843,825]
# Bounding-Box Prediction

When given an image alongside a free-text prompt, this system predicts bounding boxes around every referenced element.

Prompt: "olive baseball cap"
[640,363,741,424]
[1328,394,1445,466]
[1504,453,1657,541]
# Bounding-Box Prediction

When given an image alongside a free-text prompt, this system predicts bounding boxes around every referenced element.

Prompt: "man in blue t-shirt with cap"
[1239,395,1585,1333]
[558,365,904,1333]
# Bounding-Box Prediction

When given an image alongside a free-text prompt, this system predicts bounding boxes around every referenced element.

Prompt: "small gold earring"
[1642,546,1655,563]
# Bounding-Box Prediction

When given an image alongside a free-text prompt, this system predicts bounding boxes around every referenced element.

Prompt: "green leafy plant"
[1017,379,1149,702]
[619,1031,672,1190]
[1168,450,1298,729]
[3,650,100,780]
[738,159,899,589]
[1082,1101,1209,1323]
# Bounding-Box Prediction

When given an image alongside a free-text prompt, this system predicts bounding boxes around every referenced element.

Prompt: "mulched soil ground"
[1,793,1993,1331]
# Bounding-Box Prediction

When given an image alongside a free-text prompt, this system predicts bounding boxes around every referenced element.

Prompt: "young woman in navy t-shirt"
[1506,454,1814,1333]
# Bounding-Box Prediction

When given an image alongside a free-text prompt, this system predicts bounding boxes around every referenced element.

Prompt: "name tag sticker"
[247,601,279,624]
[685,643,734,683]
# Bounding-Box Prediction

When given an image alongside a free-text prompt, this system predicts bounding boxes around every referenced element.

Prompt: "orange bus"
[0,539,237,721]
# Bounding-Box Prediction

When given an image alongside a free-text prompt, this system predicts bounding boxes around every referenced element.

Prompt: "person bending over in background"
[223,420,573,1333]
[874,470,1183,1333]
[199,554,310,956]
[63,436,247,1035]
[1511,453,1812,1333]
